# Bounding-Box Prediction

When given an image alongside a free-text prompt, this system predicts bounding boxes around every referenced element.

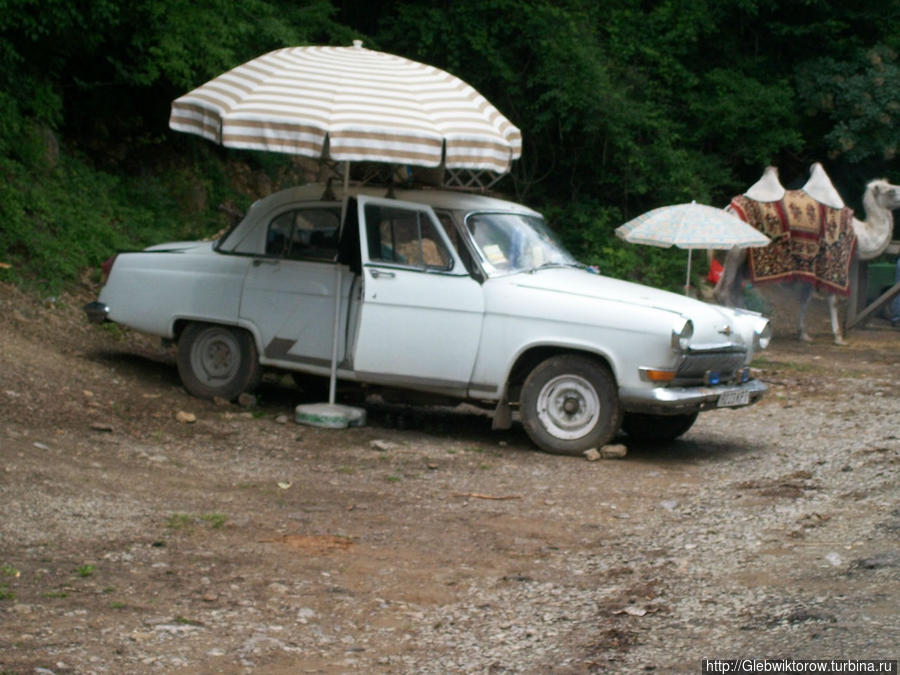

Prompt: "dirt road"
[1,281,898,673]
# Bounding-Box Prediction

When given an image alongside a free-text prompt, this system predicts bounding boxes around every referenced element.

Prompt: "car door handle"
[369,269,395,279]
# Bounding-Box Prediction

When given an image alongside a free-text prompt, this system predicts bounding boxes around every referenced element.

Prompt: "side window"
[364,204,453,270]
[266,212,293,257]
[265,207,340,261]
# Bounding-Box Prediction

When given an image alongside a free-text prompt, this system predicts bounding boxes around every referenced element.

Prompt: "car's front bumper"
[84,301,110,324]
[619,378,767,415]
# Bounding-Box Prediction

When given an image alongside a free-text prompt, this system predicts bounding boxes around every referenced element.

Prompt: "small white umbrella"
[615,200,770,294]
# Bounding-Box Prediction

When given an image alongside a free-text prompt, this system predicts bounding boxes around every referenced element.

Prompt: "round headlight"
[671,318,693,352]
[754,320,772,350]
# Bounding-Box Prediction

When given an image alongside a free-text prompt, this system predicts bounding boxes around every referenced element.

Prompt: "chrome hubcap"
[192,330,239,385]
[536,374,600,440]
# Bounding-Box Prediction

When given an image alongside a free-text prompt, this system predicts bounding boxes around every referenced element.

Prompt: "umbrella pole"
[328,161,351,404]
[295,161,366,429]
[685,249,692,296]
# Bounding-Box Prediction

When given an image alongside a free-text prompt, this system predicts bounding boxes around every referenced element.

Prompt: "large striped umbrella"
[169,41,521,174]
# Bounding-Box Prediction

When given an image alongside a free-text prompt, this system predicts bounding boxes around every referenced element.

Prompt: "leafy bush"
[0,131,199,293]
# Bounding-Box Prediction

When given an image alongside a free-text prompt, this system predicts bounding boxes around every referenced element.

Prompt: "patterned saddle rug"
[729,190,856,296]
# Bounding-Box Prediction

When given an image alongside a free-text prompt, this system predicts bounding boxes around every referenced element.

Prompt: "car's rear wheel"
[621,411,699,442]
[177,323,261,400]
[520,354,621,455]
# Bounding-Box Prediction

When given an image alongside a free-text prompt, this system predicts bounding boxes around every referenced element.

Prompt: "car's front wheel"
[176,323,261,400]
[520,354,621,455]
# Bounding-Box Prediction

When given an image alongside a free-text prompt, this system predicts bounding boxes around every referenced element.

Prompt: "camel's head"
[868,179,900,211]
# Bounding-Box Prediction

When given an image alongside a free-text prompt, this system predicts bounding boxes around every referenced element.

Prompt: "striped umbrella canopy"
[169,41,522,174]
[616,201,770,294]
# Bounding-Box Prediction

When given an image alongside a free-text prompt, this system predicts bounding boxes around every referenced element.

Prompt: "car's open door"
[351,195,485,393]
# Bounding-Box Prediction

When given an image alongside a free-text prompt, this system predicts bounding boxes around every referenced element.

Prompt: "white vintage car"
[85,183,770,454]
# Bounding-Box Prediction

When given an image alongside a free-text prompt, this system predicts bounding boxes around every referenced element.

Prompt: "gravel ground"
[1,281,898,674]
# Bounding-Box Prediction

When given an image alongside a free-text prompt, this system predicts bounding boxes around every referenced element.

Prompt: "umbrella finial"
[353,39,363,49]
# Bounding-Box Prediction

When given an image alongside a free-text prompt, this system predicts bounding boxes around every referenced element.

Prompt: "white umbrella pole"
[295,161,366,429]
[328,161,351,404]
[685,248,692,295]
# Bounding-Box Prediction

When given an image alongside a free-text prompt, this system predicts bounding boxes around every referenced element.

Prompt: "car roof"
[219,183,542,254]
[249,183,540,217]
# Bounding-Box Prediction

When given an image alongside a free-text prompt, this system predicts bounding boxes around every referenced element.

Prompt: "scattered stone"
[583,448,601,461]
[297,607,316,623]
[600,444,628,459]
[274,414,289,424]
[90,422,114,433]
[237,393,257,408]
[370,440,397,452]
[175,410,197,424]
[212,396,230,406]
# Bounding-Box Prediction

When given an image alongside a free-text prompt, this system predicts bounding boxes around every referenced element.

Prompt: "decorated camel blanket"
[729,190,857,295]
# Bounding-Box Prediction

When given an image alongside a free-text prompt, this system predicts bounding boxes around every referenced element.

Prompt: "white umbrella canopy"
[615,201,770,294]
[169,40,522,174]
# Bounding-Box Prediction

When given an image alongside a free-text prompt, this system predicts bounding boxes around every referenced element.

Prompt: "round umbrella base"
[294,403,367,429]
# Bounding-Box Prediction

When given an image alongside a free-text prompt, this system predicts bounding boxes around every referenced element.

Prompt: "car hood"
[508,267,750,348]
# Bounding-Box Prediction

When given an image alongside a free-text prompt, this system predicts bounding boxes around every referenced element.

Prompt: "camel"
[714,163,900,345]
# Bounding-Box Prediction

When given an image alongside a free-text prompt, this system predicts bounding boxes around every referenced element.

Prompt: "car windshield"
[465,212,580,277]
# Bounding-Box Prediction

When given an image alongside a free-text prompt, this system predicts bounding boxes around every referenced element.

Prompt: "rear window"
[266,207,341,261]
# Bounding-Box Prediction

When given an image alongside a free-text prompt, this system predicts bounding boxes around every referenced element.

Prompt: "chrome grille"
[676,349,747,383]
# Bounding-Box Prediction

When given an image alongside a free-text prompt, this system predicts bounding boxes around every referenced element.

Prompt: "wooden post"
[844,258,867,328]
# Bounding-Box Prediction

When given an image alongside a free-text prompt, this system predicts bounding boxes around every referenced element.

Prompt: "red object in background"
[707,258,723,284]
[100,255,117,281]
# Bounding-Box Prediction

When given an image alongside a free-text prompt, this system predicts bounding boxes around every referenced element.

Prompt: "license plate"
[718,390,750,407]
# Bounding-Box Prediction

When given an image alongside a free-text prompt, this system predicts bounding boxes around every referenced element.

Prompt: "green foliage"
[0,0,897,292]
[796,45,900,162]
[76,564,96,578]
[0,137,186,293]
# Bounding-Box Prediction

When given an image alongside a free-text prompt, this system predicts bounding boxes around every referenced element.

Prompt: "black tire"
[621,412,698,442]
[176,323,261,400]
[519,354,621,456]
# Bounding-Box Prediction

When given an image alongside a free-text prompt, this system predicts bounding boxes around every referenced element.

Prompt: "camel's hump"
[801,162,845,209]
[744,165,785,202]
